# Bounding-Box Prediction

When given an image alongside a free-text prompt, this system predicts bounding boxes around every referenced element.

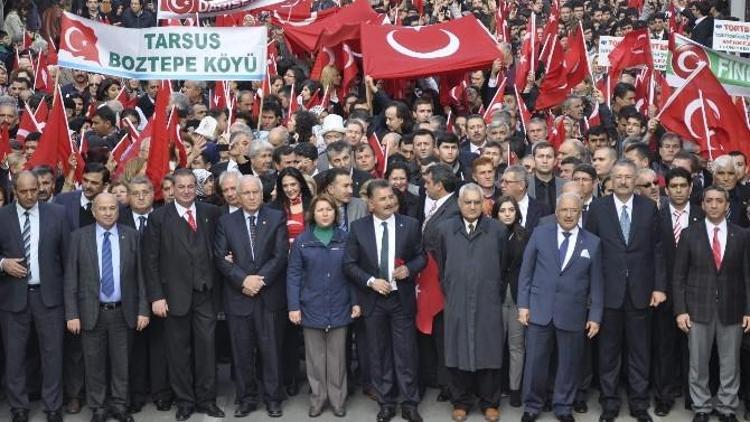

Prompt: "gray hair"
[637,167,657,179]
[228,129,252,147]
[238,174,263,192]
[556,191,582,209]
[248,140,273,159]
[0,95,18,116]
[503,165,529,189]
[218,170,240,187]
[612,158,638,174]
[712,155,737,174]
[458,182,483,200]
[560,139,586,159]
[127,175,153,192]
[169,92,190,115]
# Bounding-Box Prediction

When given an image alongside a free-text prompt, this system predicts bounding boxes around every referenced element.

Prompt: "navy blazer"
[53,190,85,229]
[214,206,289,314]
[0,202,70,312]
[585,194,665,309]
[518,223,604,331]
[343,214,426,317]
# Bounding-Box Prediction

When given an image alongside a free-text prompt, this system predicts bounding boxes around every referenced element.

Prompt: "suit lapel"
[696,221,718,275]
[9,206,23,253]
[395,215,406,260]
[232,210,253,263]
[719,224,737,273]
[87,225,101,281]
[363,216,379,268]
[167,203,192,250]
[253,207,270,259]
[607,196,628,246]
[118,225,127,279]
[562,231,585,273]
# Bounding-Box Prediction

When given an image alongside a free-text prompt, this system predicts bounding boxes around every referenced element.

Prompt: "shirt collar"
[669,202,689,217]
[518,194,529,207]
[243,209,260,220]
[173,201,196,218]
[614,194,634,211]
[16,202,38,217]
[96,223,118,237]
[557,224,580,237]
[706,218,727,233]
[373,214,396,226]
[80,193,91,209]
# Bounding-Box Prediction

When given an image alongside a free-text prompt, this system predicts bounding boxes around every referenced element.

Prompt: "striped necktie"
[22,211,31,281]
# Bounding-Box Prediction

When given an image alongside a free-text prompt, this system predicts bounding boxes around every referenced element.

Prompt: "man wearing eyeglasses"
[636,169,661,207]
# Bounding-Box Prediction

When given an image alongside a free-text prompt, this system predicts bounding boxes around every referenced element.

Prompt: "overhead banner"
[597,35,668,70]
[58,12,266,81]
[712,19,750,53]
[667,33,750,97]
[157,0,285,19]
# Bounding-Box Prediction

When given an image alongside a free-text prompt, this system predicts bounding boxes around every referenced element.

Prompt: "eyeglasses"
[637,181,658,188]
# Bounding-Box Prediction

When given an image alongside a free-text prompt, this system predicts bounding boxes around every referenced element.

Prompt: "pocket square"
[580,249,590,258]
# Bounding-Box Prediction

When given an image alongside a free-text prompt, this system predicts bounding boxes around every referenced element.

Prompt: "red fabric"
[537,11,559,65]
[547,114,567,150]
[281,0,375,53]
[514,13,537,93]
[210,80,230,110]
[483,76,507,123]
[712,226,722,270]
[145,80,172,200]
[368,132,386,177]
[535,35,569,110]
[628,0,644,12]
[17,103,41,143]
[25,89,83,182]
[608,28,653,76]
[515,87,531,133]
[310,46,337,80]
[658,63,750,160]
[115,86,137,109]
[286,209,305,242]
[564,22,589,89]
[35,100,49,123]
[0,123,10,160]
[110,132,131,163]
[361,15,500,80]
[415,252,444,335]
[60,14,101,65]
[185,209,197,232]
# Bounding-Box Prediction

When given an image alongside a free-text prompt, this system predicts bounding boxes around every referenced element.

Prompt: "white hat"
[194,116,218,140]
[319,114,346,137]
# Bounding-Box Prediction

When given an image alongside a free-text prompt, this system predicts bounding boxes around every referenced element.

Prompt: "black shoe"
[573,400,588,413]
[90,412,107,422]
[196,403,224,418]
[521,412,539,422]
[436,388,451,402]
[543,400,553,412]
[286,383,300,397]
[114,412,134,422]
[333,407,346,417]
[234,402,257,418]
[686,398,693,410]
[128,401,144,414]
[266,401,283,418]
[175,406,193,421]
[308,405,323,418]
[154,400,172,411]
[599,411,617,422]
[654,401,672,417]
[510,389,522,407]
[720,414,740,422]
[402,406,423,422]
[11,409,29,422]
[65,398,82,414]
[693,413,710,422]
[376,405,396,422]
[631,411,653,422]
[558,415,576,422]
[46,411,63,422]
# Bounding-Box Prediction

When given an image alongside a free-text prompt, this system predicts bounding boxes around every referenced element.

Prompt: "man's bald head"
[93,192,119,229]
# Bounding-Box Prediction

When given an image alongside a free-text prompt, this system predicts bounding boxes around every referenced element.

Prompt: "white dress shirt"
[96,224,121,302]
[132,210,151,231]
[243,210,259,259]
[174,202,197,226]
[614,195,634,221]
[705,219,728,259]
[423,192,453,223]
[669,203,690,231]
[518,194,530,227]
[373,214,397,291]
[557,225,579,269]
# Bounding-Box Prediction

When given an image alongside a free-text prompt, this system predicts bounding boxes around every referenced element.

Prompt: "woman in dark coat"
[286,194,360,418]
[493,195,529,407]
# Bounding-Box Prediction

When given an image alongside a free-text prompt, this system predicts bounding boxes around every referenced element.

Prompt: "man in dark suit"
[526,142,565,214]
[417,163,459,401]
[500,165,548,233]
[116,176,173,413]
[314,141,373,198]
[0,171,69,422]
[682,0,714,47]
[214,175,289,418]
[143,168,224,421]
[518,192,604,422]
[53,161,109,414]
[585,159,666,422]
[673,185,750,422]
[64,193,150,422]
[653,168,703,416]
[344,179,426,422]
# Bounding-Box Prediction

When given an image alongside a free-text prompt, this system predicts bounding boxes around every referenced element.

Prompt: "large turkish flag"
[361,15,500,79]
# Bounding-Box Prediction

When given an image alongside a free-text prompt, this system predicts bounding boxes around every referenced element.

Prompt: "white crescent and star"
[684,96,720,139]
[342,43,354,68]
[386,28,460,59]
[274,11,318,26]
[677,49,701,74]
[64,27,85,53]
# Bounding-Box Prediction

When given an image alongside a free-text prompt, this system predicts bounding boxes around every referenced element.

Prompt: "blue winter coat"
[286,227,356,330]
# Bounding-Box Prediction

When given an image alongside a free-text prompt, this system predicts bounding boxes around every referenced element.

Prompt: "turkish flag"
[16,103,41,143]
[340,42,359,97]
[114,118,152,179]
[483,76,507,123]
[657,63,750,160]
[668,3,685,37]
[586,101,601,130]
[60,13,101,65]
[514,13,537,93]
[34,100,49,127]
[210,80,230,110]
[515,87,531,133]
[110,132,131,163]
[310,46,338,80]
[0,124,9,160]
[362,15,499,79]
[415,252,444,335]
[608,28,652,75]
[116,86,137,109]
[535,35,569,110]
[368,132,387,177]
[628,0,645,11]
[145,81,172,200]
[633,67,651,114]
[26,89,83,182]
[537,12,559,65]
[33,49,51,93]
[565,21,590,89]
[547,114,567,150]
[281,0,375,53]
[734,96,750,132]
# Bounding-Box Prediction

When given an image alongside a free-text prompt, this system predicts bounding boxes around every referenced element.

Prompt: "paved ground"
[0,364,708,421]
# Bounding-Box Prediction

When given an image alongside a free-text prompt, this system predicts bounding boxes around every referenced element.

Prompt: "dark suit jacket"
[314,168,373,198]
[53,190,86,229]
[518,223,604,331]
[143,201,222,316]
[659,204,704,297]
[421,194,460,255]
[524,196,548,233]
[585,194,665,309]
[64,224,148,330]
[214,206,289,314]
[0,202,69,312]
[673,220,750,325]
[343,214,426,316]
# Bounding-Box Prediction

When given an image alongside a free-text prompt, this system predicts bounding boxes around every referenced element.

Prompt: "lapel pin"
[262,220,267,225]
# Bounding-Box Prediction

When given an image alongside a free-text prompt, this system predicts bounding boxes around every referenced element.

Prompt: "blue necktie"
[101,232,114,297]
[619,205,630,244]
[379,221,389,280]
[559,231,571,267]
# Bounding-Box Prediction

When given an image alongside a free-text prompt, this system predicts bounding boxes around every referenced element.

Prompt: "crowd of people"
[0,0,747,421]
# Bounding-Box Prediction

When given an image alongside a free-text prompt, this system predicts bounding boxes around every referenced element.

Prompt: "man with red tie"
[673,186,750,422]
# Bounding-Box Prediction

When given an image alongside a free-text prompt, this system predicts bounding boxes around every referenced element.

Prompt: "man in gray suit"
[0,171,69,422]
[65,193,150,422]
[526,142,565,214]
[323,168,368,230]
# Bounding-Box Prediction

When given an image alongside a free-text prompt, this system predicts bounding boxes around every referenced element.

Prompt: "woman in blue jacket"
[287,194,360,418]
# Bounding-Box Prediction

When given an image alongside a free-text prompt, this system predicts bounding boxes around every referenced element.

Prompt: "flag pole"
[698,89,714,161]
[256,91,264,131]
